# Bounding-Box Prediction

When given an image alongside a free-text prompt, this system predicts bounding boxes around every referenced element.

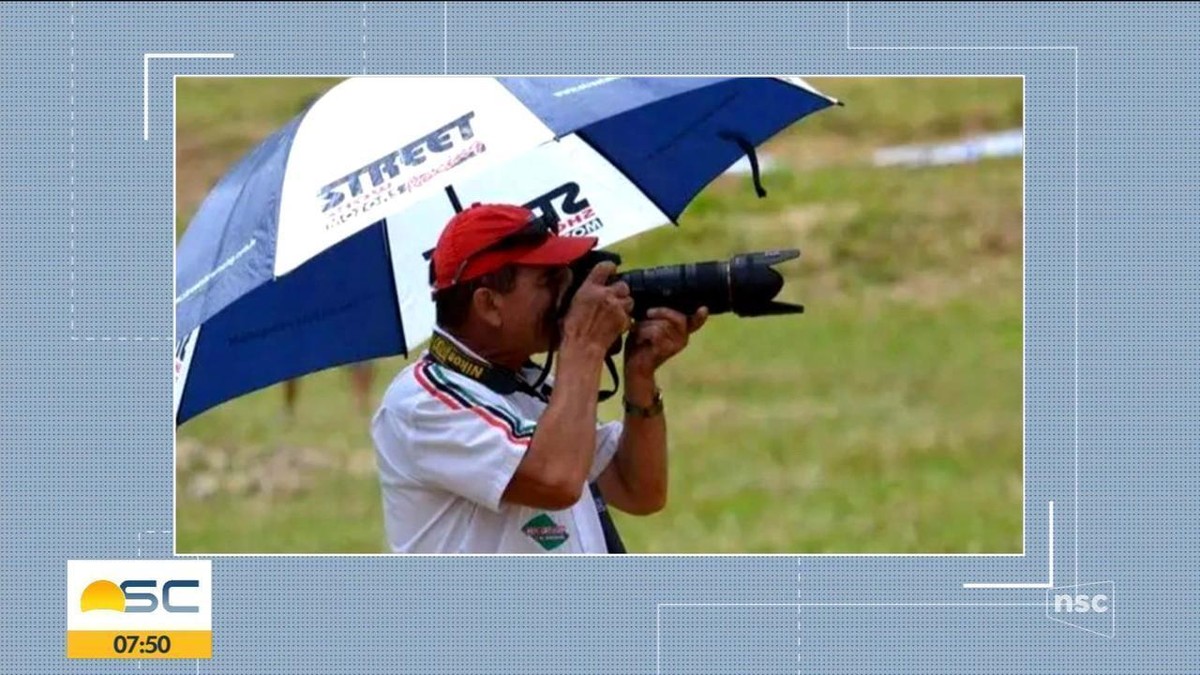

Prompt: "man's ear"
[472,286,504,330]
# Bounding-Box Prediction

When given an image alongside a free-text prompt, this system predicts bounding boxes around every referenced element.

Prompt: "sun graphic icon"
[80,580,125,612]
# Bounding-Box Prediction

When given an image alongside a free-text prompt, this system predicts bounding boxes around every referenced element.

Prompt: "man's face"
[496,265,572,355]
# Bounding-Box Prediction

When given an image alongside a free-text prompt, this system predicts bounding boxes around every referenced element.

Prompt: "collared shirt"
[369,327,623,554]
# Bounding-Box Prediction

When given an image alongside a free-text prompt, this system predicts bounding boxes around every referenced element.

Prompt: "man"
[369,202,707,554]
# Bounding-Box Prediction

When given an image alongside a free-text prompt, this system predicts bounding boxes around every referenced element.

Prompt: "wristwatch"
[623,388,664,418]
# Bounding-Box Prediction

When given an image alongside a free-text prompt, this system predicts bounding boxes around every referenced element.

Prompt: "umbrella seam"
[573,130,679,227]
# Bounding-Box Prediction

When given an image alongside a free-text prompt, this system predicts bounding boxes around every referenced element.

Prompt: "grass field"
[175,76,1023,554]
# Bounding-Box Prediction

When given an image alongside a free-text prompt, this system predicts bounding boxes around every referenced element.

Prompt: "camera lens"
[563,249,802,321]
[728,252,789,316]
[618,262,732,319]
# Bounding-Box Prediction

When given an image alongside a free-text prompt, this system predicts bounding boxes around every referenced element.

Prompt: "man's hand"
[623,306,709,378]
[560,261,634,357]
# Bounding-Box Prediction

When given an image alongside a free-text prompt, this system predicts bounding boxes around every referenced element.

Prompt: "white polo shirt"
[369,328,623,554]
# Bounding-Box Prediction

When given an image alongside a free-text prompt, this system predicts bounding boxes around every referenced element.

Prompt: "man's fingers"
[635,322,665,346]
[633,317,684,347]
[647,307,686,323]
[646,308,696,338]
[606,296,634,334]
[665,309,690,334]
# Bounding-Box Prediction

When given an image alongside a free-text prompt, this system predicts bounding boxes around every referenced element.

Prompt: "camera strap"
[425,330,627,555]
[532,347,621,403]
[427,331,550,399]
[600,347,621,402]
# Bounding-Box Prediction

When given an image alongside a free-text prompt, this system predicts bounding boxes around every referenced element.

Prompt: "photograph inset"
[174,76,1023,555]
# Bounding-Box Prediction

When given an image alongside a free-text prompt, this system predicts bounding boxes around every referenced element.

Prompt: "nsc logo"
[1045,581,1115,638]
[67,560,212,659]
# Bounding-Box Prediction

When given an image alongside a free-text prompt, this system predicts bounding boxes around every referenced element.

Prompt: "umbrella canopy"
[174,76,840,425]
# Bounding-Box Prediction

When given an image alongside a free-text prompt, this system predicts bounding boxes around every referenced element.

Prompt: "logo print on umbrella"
[525,182,605,237]
[317,110,484,229]
[419,181,606,266]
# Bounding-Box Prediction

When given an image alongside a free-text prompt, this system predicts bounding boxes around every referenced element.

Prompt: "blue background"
[1,2,1195,673]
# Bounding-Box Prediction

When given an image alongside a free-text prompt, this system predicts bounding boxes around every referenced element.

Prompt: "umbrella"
[174,76,841,425]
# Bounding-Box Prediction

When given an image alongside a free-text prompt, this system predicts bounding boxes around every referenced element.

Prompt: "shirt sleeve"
[390,370,538,513]
[589,420,624,483]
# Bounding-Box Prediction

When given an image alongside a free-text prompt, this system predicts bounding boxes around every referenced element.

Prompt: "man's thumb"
[586,261,617,285]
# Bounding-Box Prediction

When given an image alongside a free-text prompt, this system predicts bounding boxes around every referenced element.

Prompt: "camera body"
[560,249,804,321]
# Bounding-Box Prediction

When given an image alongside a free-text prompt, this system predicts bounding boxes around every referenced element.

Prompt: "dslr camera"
[560,248,804,321]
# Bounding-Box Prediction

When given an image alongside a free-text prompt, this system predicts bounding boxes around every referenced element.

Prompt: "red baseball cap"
[430,203,598,291]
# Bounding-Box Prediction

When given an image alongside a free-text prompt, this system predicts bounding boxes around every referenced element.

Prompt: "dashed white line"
[69,2,75,333]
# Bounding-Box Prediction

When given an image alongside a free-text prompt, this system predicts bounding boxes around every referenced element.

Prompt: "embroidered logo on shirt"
[521,514,570,551]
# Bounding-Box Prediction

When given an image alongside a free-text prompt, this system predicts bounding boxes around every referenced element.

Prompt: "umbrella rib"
[175,239,258,307]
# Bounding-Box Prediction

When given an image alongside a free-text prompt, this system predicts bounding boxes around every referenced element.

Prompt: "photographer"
[369,203,707,554]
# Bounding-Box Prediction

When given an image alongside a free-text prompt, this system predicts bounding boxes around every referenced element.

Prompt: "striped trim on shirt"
[413,360,536,446]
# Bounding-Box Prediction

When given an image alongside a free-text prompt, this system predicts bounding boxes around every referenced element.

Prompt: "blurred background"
[175,76,1023,555]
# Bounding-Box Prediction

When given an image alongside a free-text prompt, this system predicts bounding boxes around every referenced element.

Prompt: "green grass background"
[175,76,1023,554]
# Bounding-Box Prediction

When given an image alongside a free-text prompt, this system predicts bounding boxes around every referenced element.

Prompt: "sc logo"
[1052,593,1109,614]
[80,579,201,614]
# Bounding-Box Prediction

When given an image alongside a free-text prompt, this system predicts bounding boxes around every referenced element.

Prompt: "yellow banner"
[66,630,211,659]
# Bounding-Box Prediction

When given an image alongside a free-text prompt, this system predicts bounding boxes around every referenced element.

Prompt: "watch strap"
[623,388,664,418]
